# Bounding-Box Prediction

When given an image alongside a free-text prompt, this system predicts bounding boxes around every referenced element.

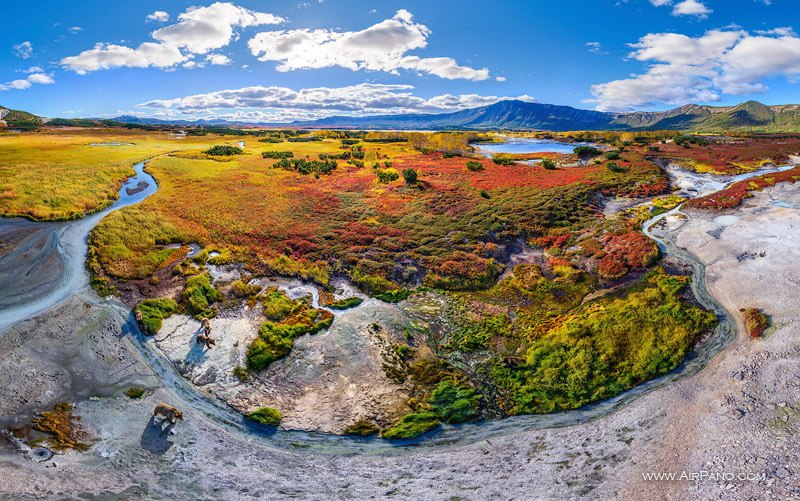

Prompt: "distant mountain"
[108,115,235,126]
[290,100,800,132]
[12,99,800,132]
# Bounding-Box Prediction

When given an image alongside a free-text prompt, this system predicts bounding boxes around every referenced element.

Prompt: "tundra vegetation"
[741,308,769,338]
[12,128,794,436]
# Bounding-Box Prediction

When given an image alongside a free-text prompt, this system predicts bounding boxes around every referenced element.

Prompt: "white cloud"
[589,28,800,111]
[21,66,44,74]
[62,2,284,73]
[136,83,532,121]
[61,43,189,74]
[672,0,712,17]
[248,10,490,80]
[206,54,232,65]
[13,41,33,59]
[495,76,507,82]
[146,10,170,23]
[648,0,712,18]
[69,26,82,33]
[153,3,283,54]
[586,41,608,55]
[0,72,55,91]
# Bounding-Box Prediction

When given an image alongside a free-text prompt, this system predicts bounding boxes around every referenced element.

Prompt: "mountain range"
[288,100,800,132]
[6,100,800,132]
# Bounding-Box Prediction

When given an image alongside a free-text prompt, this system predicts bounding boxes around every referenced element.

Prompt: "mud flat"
[150,296,411,434]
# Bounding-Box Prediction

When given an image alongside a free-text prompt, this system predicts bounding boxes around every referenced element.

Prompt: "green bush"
[402,168,418,185]
[204,145,243,156]
[492,155,513,166]
[574,146,601,157]
[466,161,484,171]
[261,151,294,159]
[541,158,557,170]
[135,298,181,335]
[607,162,626,173]
[376,168,400,183]
[245,407,282,426]
[604,151,621,160]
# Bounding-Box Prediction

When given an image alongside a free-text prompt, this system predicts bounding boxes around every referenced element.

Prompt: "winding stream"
[0,158,763,454]
[0,161,157,332]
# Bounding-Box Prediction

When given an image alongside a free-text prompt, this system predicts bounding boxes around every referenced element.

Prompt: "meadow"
[0,129,226,220]
[3,127,728,435]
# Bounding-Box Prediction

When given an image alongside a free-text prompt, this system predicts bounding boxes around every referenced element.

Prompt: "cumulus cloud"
[152,3,283,54]
[62,2,284,73]
[206,54,232,65]
[61,43,189,74]
[248,10,490,80]
[649,0,712,18]
[137,83,533,121]
[589,28,800,111]
[146,10,170,23]
[0,72,55,91]
[13,41,33,59]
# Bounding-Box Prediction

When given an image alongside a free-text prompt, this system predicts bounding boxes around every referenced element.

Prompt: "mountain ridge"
[9,99,800,132]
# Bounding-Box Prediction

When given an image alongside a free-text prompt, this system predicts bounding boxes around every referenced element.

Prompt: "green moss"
[381,411,440,439]
[135,298,181,335]
[327,297,364,310]
[247,290,334,371]
[124,387,147,399]
[489,268,717,414]
[245,407,282,426]
[230,279,261,298]
[374,289,412,303]
[259,289,302,321]
[233,366,251,382]
[429,380,481,424]
[343,420,380,436]
[182,273,221,318]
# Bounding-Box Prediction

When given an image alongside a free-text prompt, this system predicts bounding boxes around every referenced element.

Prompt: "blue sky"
[1,0,798,121]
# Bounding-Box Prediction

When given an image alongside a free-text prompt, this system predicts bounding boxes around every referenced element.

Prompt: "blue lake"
[476,138,594,155]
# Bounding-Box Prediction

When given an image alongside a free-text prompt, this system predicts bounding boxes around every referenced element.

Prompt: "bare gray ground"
[1,184,800,499]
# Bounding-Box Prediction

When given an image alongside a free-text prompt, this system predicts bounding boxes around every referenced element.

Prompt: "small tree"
[574,146,601,158]
[541,158,557,170]
[402,168,418,185]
